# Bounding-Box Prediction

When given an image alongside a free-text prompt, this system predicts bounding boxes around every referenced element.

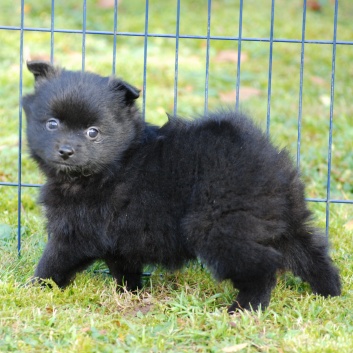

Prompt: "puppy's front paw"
[27,276,54,289]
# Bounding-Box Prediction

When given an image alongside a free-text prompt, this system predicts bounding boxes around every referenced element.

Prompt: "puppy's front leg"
[34,236,94,288]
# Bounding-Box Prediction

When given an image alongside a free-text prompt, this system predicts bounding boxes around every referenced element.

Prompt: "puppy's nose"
[58,145,74,160]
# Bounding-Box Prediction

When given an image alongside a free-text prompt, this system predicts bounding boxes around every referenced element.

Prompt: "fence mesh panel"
[0,0,352,255]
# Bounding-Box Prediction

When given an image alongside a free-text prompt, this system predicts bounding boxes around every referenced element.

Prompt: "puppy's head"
[23,61,142,178]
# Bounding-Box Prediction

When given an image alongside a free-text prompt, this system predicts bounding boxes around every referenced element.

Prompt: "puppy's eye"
[46,118,59,131]
[86,127,99,140]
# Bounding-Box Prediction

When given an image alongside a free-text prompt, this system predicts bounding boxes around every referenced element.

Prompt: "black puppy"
[23,61,341,312]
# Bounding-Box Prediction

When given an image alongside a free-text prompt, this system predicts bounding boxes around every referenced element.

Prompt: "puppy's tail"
[281,225,341,297]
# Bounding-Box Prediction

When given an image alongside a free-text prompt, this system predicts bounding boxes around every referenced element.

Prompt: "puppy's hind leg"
[198,241,283,312]
[228,270,277,312]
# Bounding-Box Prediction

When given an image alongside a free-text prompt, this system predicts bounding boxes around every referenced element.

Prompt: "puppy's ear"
[166,112,183,127]
[166,112,173,121]
[27,60,57,82]
[109,78,140,105]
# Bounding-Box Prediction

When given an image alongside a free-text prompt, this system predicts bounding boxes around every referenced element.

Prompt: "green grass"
[1,0,353,352]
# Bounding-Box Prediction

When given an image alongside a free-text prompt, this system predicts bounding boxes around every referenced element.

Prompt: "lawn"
[0,0,353,352]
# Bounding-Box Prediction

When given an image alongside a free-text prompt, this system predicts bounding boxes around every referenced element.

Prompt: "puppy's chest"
[41,184,116,239]
[46,198,111,236]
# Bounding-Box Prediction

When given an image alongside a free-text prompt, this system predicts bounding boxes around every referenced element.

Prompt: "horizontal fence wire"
[0,0,352,256]
[1,25,353,45]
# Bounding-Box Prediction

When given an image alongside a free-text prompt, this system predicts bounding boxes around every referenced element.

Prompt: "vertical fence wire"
[235,0,244,111]
[266,0,275,136]
[326,0,339,236]
[112,0,119,75]
[81,0,87,71]
[296,0,307,169]
[142,0,149,121]
[17,0,25,256]
[50,0,55,63]
[204,0,212,115]
[173,0,181,116]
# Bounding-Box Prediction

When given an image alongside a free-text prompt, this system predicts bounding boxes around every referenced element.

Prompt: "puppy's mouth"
[52,161,79,169]
[53,161,74,166]
[50,161,93,177]
[53,161,79,166]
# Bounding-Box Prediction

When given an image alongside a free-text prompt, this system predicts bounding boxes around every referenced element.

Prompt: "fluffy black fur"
[23,61,341,312]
